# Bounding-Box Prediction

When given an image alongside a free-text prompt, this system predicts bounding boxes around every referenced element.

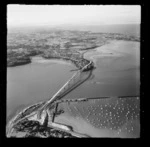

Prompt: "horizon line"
[8,23,140,28]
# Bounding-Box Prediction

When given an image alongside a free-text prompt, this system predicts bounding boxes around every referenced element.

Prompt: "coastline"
[7,59,31,67]
[83,40,140,65]
[7,27,141,137]
[31,56,73,65]
[7,52,94,127]
[7,51,93,70]
[7,39,138,68]
[7,40,140,138]
[7,57,94,137]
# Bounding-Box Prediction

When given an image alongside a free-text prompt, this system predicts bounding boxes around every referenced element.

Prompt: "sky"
[7,5,141,27]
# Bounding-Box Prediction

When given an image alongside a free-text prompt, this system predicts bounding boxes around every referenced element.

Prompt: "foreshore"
[7,50,93,71]
[7,57,31,67]
[7,29,140,137]
[31,57,72,65]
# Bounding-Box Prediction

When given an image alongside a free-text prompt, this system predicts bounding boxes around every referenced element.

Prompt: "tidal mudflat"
[54,96,140,138]
[62,40,140,99]
[7,40,140,137]
[54,40,140,137]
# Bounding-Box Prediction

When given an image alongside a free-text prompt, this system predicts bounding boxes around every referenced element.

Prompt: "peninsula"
[7,30,140,69]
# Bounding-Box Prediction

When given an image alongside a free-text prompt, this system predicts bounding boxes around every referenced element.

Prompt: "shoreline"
[31,56,74,65]
[7,52,93,70]
[7,59,31,67]
[7,40,140,137]
[7,40,137,68]
[83,40,140,65]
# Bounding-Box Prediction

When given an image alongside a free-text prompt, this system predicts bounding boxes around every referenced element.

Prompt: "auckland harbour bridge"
[6,60,140,138]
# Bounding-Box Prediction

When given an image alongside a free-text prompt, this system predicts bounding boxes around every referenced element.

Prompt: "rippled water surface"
[54,96,140,137]
[7,59,75,121]
[7,40,140,137]
[63,40,140,99]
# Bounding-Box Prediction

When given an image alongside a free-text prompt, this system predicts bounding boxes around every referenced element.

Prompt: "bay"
[7,58,75,122]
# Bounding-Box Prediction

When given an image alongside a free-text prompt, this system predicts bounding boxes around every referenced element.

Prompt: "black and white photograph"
[6,5,140,138]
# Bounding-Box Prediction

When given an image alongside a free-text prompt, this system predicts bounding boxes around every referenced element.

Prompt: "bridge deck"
[37,61,93,118]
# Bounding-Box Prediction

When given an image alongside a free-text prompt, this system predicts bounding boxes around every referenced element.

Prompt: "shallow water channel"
[7,40,140,137]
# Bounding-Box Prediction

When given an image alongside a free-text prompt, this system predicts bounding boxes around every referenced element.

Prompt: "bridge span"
[37,61,94,119]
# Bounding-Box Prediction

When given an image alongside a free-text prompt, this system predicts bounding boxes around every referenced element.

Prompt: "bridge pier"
[51,103,58,122]
[37,61,93,119]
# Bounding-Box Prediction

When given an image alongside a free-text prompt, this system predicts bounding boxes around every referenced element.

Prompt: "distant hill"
[8,24,140,37]
[56,24,140,37]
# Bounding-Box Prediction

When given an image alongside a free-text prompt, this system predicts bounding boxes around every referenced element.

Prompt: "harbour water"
[7,40,140,137]
[63,40,140,99]
[7,59,75,122]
